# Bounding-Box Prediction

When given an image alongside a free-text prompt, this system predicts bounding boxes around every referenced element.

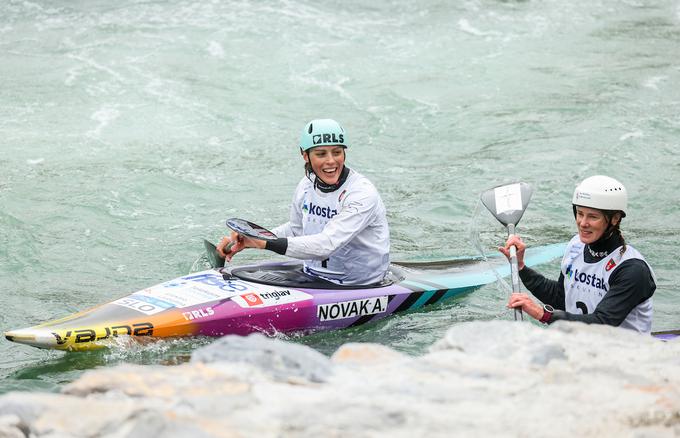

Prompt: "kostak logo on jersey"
[570,269,608,291]
[303,201,338,219]
[317,296,388,321]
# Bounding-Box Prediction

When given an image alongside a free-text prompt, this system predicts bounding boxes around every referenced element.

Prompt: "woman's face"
[304,145,346,185]
[575,206,619,244]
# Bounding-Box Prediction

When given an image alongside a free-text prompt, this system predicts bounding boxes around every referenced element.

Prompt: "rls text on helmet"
[313,133,344,145]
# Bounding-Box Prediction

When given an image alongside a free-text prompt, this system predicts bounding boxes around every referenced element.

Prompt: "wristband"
[265,238,288,255]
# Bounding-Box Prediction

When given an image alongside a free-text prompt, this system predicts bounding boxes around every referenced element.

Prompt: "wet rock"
[331,342,408,365]
[190,333,333,383]
[0,414,29,438]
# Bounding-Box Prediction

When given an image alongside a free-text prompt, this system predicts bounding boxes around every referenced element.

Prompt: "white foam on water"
[87,106,121,138]
[643,75,668,90]
[620,130,643,141]
[66,53,126,84]
[294,65,358,106]
[458,18,489,36]
[206,40,224,58]
[458,17,504,38]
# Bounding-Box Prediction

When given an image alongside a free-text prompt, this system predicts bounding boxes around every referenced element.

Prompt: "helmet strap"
[312,165,350,193]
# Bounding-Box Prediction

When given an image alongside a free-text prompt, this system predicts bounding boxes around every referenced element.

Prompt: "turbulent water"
[1,0,680,424]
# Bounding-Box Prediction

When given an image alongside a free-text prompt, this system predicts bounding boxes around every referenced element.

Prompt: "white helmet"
[572,175,627,217]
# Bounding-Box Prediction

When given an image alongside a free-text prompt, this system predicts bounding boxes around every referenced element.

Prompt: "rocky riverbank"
[1,321,679,437]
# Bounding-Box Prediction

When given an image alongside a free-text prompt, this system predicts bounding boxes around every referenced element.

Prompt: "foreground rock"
[1,322,679,437]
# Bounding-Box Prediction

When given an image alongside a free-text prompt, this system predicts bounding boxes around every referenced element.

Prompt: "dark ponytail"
[604,210,626,255]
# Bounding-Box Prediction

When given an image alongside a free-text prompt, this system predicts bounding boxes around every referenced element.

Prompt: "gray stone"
[191,333,333,383]
[0,414,29,438]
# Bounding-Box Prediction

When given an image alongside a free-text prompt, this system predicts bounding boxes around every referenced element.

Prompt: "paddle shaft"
[507,223,523,321]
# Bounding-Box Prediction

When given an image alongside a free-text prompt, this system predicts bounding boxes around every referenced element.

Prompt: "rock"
[0,414,29,438]
[331,342,408,365]
[190,333,333,383]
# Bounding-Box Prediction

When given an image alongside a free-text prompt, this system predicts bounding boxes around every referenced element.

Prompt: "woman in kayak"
[499,175,655,333]
[217,119,390,286]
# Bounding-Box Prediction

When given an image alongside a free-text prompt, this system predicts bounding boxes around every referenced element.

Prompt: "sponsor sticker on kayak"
[239,293,264,306]
[317,296,388,321]
[232,287,312,308]
[112,296,174,315]
[112,270,306,315]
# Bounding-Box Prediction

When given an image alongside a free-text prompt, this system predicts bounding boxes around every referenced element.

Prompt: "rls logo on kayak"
[241,293,264,306]
[182,307,214,321]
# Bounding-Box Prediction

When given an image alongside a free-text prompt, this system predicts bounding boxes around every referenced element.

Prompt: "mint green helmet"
[299,119,348,152]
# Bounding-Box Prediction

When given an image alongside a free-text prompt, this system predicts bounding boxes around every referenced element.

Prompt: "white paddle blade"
[480,182,533,227]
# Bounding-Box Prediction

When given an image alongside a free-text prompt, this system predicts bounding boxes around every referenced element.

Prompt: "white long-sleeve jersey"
[272,169,390,285]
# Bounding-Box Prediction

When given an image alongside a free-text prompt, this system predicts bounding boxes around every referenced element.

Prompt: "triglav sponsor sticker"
[231,288,312,308]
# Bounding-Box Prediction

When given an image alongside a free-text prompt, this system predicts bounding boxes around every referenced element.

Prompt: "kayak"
[5,242,674,350]
[5,243,568,351]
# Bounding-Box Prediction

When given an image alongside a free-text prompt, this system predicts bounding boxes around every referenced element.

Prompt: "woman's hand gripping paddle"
[480,182,533,321]
[204,239,227,269]
[204,218,278,269]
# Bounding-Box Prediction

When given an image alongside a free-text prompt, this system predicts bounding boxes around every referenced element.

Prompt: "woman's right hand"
[498,234,527,270]
[217,231,241,261]
[507,292,543,321]
[216,231,267,262]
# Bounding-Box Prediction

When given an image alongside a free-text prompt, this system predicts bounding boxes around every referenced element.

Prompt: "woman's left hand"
[507,293,543,321]
[498,235,527,270]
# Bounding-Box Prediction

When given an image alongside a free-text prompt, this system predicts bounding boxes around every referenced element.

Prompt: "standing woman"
[217,119,390,286]
[500,175,656,333]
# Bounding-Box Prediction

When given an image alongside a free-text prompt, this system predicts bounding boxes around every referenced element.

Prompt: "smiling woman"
[306,145,346,186]
[217,119,391,286]
[500,175,656,333]
[575,207,618,246]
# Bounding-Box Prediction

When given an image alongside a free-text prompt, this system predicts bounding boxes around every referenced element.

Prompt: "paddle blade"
[203,239,225,268]
[480,182,533,227]
[226,218,278,241]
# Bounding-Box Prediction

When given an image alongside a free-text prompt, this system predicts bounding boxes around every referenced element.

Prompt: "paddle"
[225,218,278,242]
[480,182,533,321]
[204,218,279,269]
[203,239,226,269]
